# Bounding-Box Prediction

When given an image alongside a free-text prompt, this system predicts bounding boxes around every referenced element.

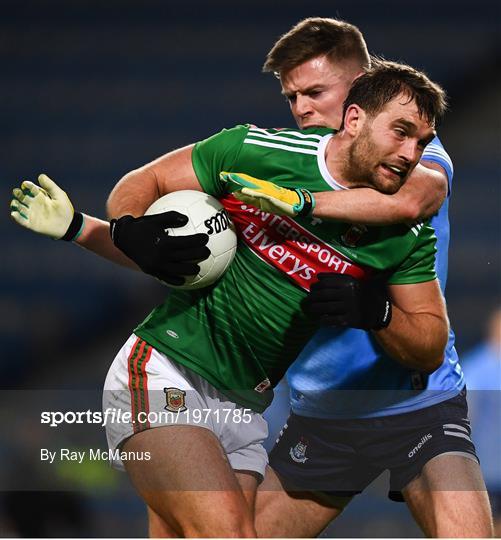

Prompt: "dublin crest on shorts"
[289,437,309,463]
[164,387,187,412]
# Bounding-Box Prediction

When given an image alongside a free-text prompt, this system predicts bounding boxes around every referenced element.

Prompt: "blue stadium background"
[1,0,499,536]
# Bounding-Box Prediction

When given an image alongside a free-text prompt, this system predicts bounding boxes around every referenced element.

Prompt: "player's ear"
[343,104,366,136]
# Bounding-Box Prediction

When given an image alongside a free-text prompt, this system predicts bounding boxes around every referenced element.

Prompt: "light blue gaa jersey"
[288,137,464,418]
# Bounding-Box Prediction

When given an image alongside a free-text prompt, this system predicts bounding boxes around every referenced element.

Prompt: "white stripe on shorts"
[443,430,473,442]
[443,423,469,433]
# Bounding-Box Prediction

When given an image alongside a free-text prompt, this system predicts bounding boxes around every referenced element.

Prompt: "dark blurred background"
[1,0,499,536]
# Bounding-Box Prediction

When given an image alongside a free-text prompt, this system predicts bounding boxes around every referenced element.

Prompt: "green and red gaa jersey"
[135,125,437,412]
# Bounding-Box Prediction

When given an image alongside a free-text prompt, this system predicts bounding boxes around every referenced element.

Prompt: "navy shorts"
[269,388,479,504]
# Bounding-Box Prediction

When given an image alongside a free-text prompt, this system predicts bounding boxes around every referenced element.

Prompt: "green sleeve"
[191,124,250,197]
[388,224,437,284]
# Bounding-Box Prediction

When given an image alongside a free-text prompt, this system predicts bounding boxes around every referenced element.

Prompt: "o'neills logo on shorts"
[221,195,369,291]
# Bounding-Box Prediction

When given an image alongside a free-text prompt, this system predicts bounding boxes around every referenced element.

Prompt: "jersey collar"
[317,134,348,191]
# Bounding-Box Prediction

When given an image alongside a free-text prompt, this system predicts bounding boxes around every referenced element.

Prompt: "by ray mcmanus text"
[40,448,151,464]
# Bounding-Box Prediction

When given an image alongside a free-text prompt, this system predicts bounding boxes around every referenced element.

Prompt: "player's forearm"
[75,214,140,270]
[313,189,407,225]
[374,307,449,373]
[313,163,447,225]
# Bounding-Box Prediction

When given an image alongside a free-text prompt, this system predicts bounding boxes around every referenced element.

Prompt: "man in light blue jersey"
[236,18,493,538]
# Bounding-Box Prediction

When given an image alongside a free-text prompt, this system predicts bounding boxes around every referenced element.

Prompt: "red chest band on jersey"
[221,195,370,291]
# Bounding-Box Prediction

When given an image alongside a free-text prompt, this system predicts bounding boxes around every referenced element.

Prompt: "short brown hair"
[263,17,370,76]
[342,59,448,127]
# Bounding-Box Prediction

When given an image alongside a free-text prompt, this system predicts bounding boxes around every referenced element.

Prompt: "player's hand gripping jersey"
[135,125,437,412]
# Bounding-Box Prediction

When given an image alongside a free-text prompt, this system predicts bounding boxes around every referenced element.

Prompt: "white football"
[145,190,237,289]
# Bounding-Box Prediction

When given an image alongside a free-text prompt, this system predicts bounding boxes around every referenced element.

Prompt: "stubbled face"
[344,95,436,194]
[280,55,363,129]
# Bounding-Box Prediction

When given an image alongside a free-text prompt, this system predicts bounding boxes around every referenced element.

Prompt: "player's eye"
[418,136,433,150]
[394,128,406,138]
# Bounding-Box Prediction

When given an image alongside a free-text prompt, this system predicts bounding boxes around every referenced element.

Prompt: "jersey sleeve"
[421,135,454,194]
[388,223,437,285]
[191,124,249,196]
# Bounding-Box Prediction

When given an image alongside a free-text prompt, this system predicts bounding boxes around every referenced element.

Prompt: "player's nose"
[294,94,313,118]
[398,139,420,165]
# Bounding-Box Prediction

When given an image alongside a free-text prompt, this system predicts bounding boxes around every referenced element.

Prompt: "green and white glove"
[220,171,315,217]
[10,174,84,240]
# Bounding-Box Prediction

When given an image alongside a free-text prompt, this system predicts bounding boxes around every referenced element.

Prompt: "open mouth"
[381,164,408,179]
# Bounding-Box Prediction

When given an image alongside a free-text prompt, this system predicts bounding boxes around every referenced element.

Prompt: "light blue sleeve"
[421,135,454,194]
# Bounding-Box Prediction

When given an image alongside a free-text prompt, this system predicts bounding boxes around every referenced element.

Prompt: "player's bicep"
[107,144,203,219]
[388,279,447,319]
[147,144,204,194]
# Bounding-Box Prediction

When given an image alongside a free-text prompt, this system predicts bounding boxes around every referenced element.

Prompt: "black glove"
[110,212,210,286]
[303,273,392,330]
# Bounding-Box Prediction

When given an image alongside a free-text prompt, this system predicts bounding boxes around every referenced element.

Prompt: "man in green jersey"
[11,62,448,536]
